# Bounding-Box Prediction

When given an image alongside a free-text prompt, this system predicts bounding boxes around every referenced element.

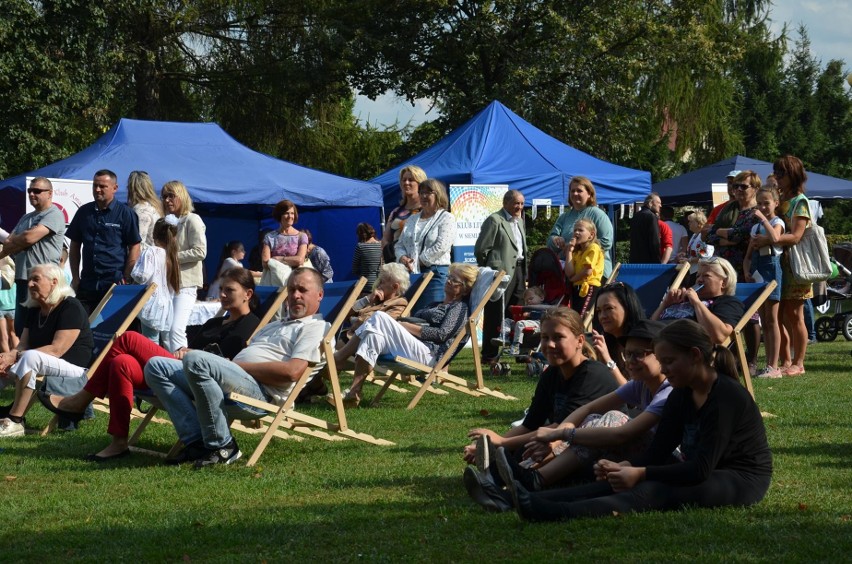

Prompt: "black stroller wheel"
[815,317,837,342]
[842,314,852,341]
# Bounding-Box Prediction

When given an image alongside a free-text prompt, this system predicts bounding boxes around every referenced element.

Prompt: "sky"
[353,0,851,128]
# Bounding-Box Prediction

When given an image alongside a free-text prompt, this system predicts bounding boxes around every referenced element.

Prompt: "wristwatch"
[605,360,618,370]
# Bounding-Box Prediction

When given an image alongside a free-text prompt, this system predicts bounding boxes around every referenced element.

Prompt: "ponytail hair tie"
[164,214,180,227]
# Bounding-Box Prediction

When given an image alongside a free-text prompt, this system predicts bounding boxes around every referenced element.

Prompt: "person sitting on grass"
[332,262,477,408]
[143,267,328,467]
[0,264,93,438]
[462,308,619,502]
[478,319,773,522]
[470,320,671,509]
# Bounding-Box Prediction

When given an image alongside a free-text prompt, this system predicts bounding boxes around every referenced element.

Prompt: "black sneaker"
[165,440,209,466]
[463,466,512,512]
[0,403,12,418]
[194,438,242,468]
[495,446,543,492]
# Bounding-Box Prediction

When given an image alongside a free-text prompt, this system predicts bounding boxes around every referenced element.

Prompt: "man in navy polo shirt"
[67,169,141,313]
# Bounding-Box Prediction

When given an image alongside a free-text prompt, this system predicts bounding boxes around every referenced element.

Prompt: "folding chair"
[607,262,690,317]
[227,277,394,466]
[127,285,289,446]
[369,268,517,410]
[40,284,157,434]
[722,280,778,399]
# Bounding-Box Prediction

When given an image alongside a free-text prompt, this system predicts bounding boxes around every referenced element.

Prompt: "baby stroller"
[490,247,569,377]
[814,243,852,342]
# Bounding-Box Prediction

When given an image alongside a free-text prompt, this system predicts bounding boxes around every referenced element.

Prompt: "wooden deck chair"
[606,262,690,317]
[127,285,288,449]
[40,284,157,434]
[369,268,517,410]
[721,280,778,399]
[227,277,394,466]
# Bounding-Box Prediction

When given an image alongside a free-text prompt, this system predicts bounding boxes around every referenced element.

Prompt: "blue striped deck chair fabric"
[609,263,690,317]
[724,280,778,399]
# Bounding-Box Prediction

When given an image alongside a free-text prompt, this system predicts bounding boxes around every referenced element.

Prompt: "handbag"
[787,222,832,283]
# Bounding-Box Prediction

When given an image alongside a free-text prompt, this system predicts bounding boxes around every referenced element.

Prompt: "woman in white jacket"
[395,178,456,308]
[160,180,207,351]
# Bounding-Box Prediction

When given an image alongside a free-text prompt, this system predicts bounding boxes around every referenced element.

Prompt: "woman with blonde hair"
[161,180,207,351]
[395,178,456,306]
[126,171,163,249]
[382,165,426,263]
[334,263,476,407]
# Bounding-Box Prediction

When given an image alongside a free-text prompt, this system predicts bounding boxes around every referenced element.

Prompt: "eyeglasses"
[624,349,654,362]
[418,190,435,197]
[732,183,752,191]
[27,188,51,195]
[446,277,464,287]
[162,193,177,200]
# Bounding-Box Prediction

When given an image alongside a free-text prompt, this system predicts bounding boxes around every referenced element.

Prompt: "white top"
[234,314,329,405]
[665,220,689,263]
[750,216,786,256]
[131,245,174,331]
[133,201,161,250]
[206,257,242,300]
[394,209,456,271]
[686,232,715,274]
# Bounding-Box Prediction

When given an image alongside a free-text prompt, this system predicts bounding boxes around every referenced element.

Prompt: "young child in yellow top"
[564,218,604,316]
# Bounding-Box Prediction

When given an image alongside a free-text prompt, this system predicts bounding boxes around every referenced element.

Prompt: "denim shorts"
[751,253,781,301]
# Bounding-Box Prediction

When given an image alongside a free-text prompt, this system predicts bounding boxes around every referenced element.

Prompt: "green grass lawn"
[2,341,850,562]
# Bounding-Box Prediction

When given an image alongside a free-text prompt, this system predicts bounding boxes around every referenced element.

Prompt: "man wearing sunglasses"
[0,177,65,333]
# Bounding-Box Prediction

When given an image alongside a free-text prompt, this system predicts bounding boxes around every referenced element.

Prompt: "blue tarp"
[654,155,852,204]
[0,118,384,281]
[372,101,651,208]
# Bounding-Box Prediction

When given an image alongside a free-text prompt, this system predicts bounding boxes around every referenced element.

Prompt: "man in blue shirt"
[67,169,141,312]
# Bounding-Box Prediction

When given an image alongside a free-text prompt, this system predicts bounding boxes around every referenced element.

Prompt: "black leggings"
[570,285,598,318]
[525,469,771,522]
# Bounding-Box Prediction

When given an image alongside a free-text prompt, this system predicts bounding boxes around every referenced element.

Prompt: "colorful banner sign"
[449,184,509,264]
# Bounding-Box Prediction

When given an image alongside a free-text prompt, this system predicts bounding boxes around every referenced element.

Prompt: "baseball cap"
[727,170,742,178]
[619,319,667,345]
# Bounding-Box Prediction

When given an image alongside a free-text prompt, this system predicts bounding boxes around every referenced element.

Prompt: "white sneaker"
[0,418,25,438]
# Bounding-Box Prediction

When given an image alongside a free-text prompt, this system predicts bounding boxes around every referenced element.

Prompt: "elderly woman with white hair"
[650,256,745,345]
[0,263,93,437]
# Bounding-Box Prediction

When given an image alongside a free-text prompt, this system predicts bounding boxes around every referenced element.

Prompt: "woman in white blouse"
[127,171,162,250]
[395,178,456,307]
[160,180,207,351]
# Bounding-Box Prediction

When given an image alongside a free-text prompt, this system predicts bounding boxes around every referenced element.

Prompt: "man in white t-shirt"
[661,205,688,264]
[145,267,329,467]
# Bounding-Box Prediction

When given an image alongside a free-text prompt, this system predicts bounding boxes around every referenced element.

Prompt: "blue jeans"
[803,298,815,340]
[415,264,449,310]
[144,351,268,449]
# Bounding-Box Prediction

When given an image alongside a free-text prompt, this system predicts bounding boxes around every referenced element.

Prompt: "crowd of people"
[0,154,823,523]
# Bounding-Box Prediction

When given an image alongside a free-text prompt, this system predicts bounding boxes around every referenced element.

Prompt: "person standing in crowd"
[262,200,307,268]
[475,189,527,362]
[67,170,141,313]
[628,193,662,264]
[382,165,425,263]
[126,170,163,250]
[395,179,456,307]
[564,219,604,317]
[753,155,812,376]
[548,177,614,278]
[804,191,824,343]
[130,217,179,343]
[351,223,383,294]
[0,178,66,334]
[662,206,688,265]
[160,180,207,352]
[705,170,741,226]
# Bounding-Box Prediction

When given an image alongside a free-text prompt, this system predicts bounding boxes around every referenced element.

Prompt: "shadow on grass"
[771,441,852,468]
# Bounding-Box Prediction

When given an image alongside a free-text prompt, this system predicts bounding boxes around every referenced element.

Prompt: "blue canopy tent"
[654,155,852,204]
[0,118,383,282]
[372,101,651,209]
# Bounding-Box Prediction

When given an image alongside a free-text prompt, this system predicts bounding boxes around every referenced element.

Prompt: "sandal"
[782,365,806,376]
[325,389,361,408]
